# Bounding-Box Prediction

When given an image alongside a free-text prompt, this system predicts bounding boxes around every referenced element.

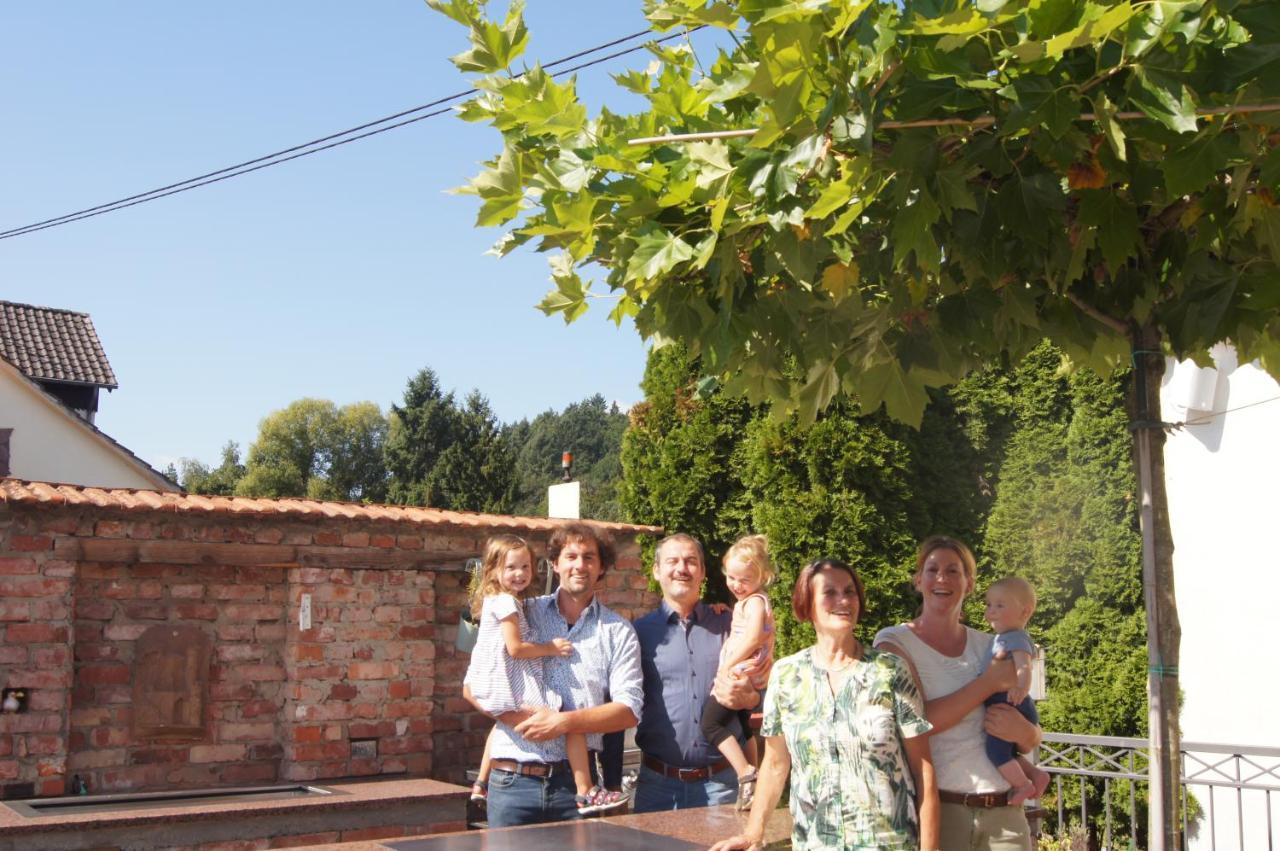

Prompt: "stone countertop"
[289,804,794,851]
[0,777,467,836]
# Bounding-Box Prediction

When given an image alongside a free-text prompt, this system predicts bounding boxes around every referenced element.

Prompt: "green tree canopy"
[237,398,389,501]
[178,441,246,496]
[434,2,1279,839]
[509,394,630,519]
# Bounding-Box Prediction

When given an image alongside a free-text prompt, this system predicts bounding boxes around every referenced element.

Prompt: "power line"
[0,27,696,242]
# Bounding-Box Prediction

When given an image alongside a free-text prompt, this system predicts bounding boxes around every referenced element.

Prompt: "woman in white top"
[874,536,1040,851]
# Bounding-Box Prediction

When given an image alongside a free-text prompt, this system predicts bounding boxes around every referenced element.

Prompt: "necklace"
[813,641,862,673]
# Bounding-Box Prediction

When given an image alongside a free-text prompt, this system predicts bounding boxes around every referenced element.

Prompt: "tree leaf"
[796,360,840,426]
[820,261,860,304]
[1131,67,1199,134]
[892,190,942,271]
[627,228,696,281]
[1161,134,1232,197]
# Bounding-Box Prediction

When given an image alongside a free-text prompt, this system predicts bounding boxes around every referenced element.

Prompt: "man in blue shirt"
[466,523,644,827]
[631,533,762,812]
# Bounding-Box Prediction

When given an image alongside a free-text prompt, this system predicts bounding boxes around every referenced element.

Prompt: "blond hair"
[723,534,775,589]
[468,534,534,619]
[988,575,1037,610]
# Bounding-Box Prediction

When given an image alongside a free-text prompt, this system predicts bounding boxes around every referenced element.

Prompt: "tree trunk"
[1129,324,1182,850]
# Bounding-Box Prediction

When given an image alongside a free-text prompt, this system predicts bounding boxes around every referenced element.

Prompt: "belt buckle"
[676,766,703,781]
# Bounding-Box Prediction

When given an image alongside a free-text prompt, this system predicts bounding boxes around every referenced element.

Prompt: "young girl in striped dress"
[463,534,626,815]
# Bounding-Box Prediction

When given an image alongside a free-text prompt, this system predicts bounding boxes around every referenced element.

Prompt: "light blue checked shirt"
[488,590,643,763]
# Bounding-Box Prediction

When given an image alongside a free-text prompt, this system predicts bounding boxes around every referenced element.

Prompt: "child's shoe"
[576,786,628,816]
[736,770,758,811]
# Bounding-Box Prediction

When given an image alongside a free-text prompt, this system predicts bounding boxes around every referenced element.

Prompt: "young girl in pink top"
[699,534,776,809]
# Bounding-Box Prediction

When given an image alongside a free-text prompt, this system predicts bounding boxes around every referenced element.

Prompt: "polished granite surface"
[388,819,702,850]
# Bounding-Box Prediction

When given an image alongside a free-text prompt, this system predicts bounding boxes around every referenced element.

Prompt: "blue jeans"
[632,764,738,813]
[486,767,579,827]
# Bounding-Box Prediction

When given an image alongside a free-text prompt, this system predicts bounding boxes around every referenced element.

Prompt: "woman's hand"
[984,703,1041,752]
[707,835,763,851]
[980,654,1018,694]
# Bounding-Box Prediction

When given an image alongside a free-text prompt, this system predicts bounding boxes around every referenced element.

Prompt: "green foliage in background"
[508,394,630,520]
[234,398,389,502]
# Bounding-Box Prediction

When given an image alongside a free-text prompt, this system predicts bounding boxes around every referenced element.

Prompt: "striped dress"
[463,593,561,715]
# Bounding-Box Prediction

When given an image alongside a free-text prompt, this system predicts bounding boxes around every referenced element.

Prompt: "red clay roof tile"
[0,479,663,536]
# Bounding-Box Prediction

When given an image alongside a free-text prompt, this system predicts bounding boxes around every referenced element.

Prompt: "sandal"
[470,781,488,803]
[736,770,758,811]
[576,785,629,816]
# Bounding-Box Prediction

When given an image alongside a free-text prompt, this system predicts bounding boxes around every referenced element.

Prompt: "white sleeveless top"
[873,624,1009,794]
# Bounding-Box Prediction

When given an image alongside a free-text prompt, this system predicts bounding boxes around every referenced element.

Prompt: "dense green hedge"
[621,341,1146,747]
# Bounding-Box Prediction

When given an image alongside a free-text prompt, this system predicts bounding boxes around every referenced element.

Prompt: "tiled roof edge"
[0,479,665,536]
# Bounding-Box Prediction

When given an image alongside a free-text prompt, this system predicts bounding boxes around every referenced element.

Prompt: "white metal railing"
[1035,733,1280,850]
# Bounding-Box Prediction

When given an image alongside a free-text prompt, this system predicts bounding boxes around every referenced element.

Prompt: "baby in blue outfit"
[984,575,1050,805]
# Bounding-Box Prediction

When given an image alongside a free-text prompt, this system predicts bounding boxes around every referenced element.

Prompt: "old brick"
[216,623,254,641]
[41,559,77,578]
[254,623,286,642]
[79,665,131,686]
[0,577,69,597]
[0,557,37,575]
[100,579,138,599]
[76,598,115,620]
[0,601,29,621]
[29,599,70,620]
[9,535,53,551]
[223,603,280,622]
[189,744,247,763]
[211,584,267,601]
[347,661,397,680]
[327,683,358,700]
[215,645,264,663]
[217,722,275,742]
[388,680,413,700]
[122,601,168,620]
[174,602,220,620]
[232,665,286,682]
[342,532,370,548]
[94,521,127,538]
[171,583,205,599]
[0,646,27,664]
[103,623,148,641]
[32,646,70,667]
[5,622,67,643]
[89,726,129,748]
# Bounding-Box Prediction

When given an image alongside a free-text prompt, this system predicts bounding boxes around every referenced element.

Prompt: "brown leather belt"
[642,754,732,782]
[490,758,571,778]
[939,789,1012,808]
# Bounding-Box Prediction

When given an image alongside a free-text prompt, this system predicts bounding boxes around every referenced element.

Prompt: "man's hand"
[1006,685,1029,705]
[514,707,568,742]
[713,669,761,711]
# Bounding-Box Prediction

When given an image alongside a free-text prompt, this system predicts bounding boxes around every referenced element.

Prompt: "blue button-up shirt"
[633,599,738,768]
[488,590,643,763]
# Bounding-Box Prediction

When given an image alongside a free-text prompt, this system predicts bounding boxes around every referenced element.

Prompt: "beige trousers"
[938,800,1032,851]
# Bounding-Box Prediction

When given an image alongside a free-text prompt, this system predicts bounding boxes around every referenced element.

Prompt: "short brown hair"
[791,558,865,624]
[654,533,706,571]
[548,522,616,573]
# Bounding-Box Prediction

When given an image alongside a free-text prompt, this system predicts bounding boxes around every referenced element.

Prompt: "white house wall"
[0,365,162,490]
[1162,348,1280,849]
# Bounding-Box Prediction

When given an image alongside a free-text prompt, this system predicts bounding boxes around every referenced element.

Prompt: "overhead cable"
[0,26,697,242]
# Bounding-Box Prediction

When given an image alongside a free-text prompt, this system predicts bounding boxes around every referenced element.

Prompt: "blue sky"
[1,3,718,473]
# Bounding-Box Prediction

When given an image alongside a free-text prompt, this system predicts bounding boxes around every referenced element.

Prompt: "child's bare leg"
[1017,755,1050,798]
[997,758,1036,806]
[743,735,759,768]
[717,733,753,777]
[565,732,593,797]
[472,728,495,800]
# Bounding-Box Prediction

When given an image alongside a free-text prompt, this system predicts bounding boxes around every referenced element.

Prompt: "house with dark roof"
[0,300,176,491]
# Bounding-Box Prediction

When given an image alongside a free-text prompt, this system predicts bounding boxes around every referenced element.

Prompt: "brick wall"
[0,500,659,798]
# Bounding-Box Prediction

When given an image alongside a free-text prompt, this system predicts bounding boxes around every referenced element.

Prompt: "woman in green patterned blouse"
[711,558,940,851]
